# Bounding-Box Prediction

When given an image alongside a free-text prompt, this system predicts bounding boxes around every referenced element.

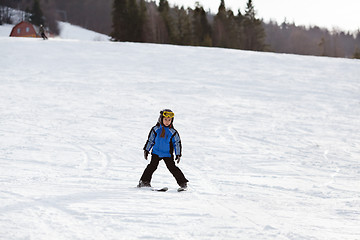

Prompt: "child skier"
[138,109,188,190]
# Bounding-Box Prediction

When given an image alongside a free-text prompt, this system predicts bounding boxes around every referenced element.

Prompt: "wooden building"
[10,21,38,38]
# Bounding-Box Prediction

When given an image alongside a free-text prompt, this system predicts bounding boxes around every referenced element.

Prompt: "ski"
[137,186,168,192]
[137,186,186,192]
[152,187,168,192]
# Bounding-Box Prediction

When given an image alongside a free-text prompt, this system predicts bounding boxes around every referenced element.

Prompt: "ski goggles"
[163,111,174,118]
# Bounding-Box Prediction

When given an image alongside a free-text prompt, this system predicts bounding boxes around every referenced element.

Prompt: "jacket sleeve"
[143,127,156,152]
[172,131,182,157]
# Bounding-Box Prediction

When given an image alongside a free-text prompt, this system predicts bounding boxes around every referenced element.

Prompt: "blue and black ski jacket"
[143,123,182,158]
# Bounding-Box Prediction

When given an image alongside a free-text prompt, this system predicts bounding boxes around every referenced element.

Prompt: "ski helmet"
[158,109,174,126]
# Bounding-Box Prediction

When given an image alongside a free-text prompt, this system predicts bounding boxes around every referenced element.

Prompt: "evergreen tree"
[191,3,211,46]
[24,7,32,22]
[0,5,3,25]
[235,9,245,49]
[318,37,326,56]
[226,9,239,48]
[175,6,191,45]
[356,31,360,44]
[138,0,147,42]
[354,47,360,59]
[213,0,227,47]
[127,0,140,41]
[218,0,226,13]
[212,0,239,48]
[243,0,265,50]
[158,0,170,13]
[158,0,175,43]
[199,5,212,46]
[0,6,10,25]
[111,0,145,42]
[30,0,44,26]
[111,0,127,41]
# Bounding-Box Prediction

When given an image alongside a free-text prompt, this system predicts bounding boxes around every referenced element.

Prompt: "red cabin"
[10,21,38,38]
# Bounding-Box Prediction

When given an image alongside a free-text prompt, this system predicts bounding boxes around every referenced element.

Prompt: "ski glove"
[144,150,149,160]
[175,155,181,164]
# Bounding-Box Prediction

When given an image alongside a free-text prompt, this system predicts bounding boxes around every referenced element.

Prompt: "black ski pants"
[140,154,188,186]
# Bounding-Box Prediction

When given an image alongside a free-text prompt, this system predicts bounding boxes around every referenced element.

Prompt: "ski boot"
[137,180,151,188]
[178,182,188,192]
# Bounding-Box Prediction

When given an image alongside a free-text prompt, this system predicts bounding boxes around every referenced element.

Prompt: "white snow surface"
[0,24,15,37]
[1,30,360,240]
[57,22,110,41]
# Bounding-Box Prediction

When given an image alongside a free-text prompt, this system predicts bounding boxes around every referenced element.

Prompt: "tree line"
[1,0,360,58]
[111,0,266,52]
[110,0,360,58]
[264,20,360,58]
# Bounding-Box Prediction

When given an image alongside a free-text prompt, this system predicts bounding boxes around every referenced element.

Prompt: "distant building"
[9,21,39,38]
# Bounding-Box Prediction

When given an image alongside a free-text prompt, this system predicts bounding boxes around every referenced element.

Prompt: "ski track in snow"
[1,36,360,240]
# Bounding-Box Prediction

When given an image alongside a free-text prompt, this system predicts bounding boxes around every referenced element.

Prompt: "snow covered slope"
[0,35,359,240]
[0,24,14,37]
[57,22,109,41]
[0,22,109,41]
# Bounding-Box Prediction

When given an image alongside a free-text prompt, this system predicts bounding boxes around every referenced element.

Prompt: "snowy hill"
[1,27,360,240]
[0,21,109,41]
[57,22,109,41]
